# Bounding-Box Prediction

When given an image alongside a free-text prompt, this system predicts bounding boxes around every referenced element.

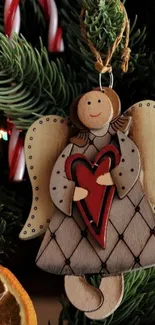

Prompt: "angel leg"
[85,274,124,320]
[64,275,104,312]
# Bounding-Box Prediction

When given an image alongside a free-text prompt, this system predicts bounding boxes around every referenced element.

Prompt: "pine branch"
[0,33,87,130]
[60,0,148,84]
[0,1,153,131]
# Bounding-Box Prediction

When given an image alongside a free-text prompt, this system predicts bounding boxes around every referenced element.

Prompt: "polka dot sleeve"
[50,144,75,216]
[111,131,141,199]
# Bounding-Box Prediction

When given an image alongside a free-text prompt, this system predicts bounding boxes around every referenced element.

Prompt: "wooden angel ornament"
[34,88,155,320]
[21,87,155,320]
[36,88,153,274]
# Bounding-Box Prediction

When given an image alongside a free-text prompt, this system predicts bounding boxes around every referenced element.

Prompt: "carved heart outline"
[65,145,120,248]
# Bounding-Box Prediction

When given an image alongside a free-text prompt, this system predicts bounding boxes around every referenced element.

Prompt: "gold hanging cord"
[80,1,131,74]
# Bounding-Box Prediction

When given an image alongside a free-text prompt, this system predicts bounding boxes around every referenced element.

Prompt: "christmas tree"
[1,0,155,324]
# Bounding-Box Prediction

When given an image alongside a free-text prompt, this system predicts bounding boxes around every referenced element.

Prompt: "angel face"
[77,91,113,129]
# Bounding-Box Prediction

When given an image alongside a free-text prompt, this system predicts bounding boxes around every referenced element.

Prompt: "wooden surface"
[69,88,121,132]
[111,132,140,199]
[77,90,113,129]
[73,187,88,201]
[64,274,124,321]
[65,276,103,312]
[102,87,121,121]
[126,100,155,211]
[85,275,124,320]
[37,128,155,276]
[19,115,70,240]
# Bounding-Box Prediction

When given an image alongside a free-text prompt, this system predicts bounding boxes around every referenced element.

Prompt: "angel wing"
[123,100,155,212]
[19,115,71,240]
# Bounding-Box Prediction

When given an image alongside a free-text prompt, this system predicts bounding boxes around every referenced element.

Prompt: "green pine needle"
[60,0,147,83]
[0,33,86,129]
[0,0,152,130]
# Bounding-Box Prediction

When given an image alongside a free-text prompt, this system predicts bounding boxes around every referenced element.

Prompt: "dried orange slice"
[0,265,37,325]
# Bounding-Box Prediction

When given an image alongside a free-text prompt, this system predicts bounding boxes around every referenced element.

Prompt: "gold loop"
[80,2,130,74]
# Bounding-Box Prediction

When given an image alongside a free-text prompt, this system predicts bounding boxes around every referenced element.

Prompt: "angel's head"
[70,88,121,131]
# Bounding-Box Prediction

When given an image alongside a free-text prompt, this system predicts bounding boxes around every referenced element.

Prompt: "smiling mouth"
[89,112,101,118]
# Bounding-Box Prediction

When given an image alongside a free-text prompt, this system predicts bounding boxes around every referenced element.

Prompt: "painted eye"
[88,101,91,105]
[98,99,101,103]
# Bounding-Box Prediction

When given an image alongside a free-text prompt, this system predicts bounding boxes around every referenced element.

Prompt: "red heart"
[65,145,120,248]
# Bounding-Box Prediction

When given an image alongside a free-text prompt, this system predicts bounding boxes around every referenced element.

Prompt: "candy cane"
[8,126,25,181]
[4,1,25,181]
[4,0,20,38]
[39,0,64,52]
[4,0,63,182]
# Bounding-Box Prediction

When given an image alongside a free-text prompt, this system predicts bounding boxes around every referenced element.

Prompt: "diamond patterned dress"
[36,124,155,275]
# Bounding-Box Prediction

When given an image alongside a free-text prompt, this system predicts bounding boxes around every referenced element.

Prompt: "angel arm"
[111,131,141,199]
[50,144,75,216]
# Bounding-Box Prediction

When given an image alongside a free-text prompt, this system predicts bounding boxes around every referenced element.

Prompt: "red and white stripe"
[39,0,64,52]
[4,0,20,38]
[8,126,25,181]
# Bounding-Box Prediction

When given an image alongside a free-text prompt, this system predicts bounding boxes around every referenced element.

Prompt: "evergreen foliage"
[0,34,85,129]
[0,0,154,129]
[0,1,155,324]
